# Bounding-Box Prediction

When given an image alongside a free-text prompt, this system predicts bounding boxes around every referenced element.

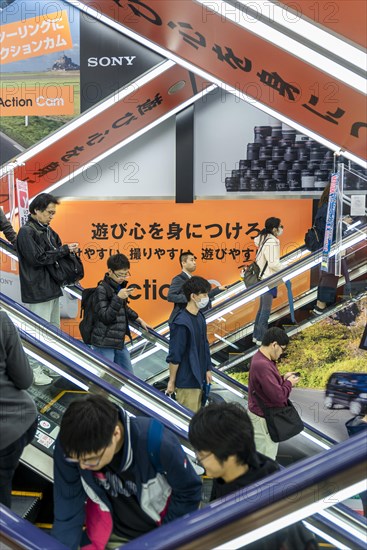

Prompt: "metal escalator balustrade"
[121,432,367,550]
[8,330,367,550]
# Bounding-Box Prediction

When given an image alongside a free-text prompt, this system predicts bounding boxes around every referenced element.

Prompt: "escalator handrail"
[0,503,68,550]
[18,326,191,438]
[203,225,367,320]
[122,432,367,549]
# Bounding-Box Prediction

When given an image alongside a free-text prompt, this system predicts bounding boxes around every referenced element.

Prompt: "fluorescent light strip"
[319,509,367,542]
[0,60,175,179]
[302,521,350,550]
[206,286,270,323]
[282,257,321,282]
[212,377,245,398]
[300,431,332,451]
[25,349,89,391]
[119,385,189,431]
[68,1,366,167]
[196,0,366,92]
[236,0,366,70]
[212,285,243,305]
[212,480,366,549]
[214,334,240,350]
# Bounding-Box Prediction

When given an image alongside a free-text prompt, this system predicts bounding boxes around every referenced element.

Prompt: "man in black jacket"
[167,250,226,324]
[17,193,78,384]
[90,253,148,373]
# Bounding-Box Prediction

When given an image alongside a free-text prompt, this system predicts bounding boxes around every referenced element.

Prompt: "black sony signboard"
[80,13,164,112]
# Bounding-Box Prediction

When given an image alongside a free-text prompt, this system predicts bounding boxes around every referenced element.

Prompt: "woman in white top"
[253,217,284,345]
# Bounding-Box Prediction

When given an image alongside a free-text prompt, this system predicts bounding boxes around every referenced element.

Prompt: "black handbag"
[242,237,268,288]
[253,391,304,443]
[47,253,84,287]
[304,226,321,252]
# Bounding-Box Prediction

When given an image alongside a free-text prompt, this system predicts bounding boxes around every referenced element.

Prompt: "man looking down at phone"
[247,327,300,460]
[90,253,148,373]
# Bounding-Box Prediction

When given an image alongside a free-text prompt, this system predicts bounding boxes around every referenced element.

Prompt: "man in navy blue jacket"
[51,395,201,549]
[166,276,212,412]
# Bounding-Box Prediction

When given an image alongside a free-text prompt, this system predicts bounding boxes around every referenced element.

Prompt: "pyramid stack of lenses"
[225,122,366,193]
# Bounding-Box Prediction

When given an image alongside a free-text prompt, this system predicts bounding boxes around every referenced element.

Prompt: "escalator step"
[11,491,42,523]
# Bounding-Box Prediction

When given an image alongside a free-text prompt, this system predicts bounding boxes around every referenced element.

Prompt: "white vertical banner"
[16,178,29,227]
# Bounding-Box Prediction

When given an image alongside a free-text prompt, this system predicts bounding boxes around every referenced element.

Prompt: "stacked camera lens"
[225,123,367,193]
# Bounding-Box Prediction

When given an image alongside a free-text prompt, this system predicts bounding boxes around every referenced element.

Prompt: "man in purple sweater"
[247,327,300,460]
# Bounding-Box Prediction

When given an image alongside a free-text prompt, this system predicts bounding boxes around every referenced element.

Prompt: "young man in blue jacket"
[166,276,212,412]
[51,395,201,549]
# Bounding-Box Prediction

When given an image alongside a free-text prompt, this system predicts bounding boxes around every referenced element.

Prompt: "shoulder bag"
[253,390,304,443]
[242,237,268,288]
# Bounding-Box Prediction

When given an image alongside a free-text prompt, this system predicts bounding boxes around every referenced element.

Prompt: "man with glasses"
[17,193,79,385]
[247,327,300,460]
[90,253,148,373]
[51,395,201,549]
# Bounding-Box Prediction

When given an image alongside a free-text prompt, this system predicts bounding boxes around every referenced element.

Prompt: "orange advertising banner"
[0,10,72,64]
[0,84,75,116]
[50,199,312,335]
[0,65,210,214]
[278,1,367,49]
[79,0,367,161]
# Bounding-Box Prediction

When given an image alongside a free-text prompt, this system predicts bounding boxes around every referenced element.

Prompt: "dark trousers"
[0,418,38,508]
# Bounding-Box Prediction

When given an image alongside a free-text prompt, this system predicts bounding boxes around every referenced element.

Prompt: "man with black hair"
[248,327,300,460]
[167,250,225,323]
[166,276,212,412]
[189,403,318,550]
[90,253,148,373]
[16,192,78,385]
[189,402,278,500]
[51,395,201,550]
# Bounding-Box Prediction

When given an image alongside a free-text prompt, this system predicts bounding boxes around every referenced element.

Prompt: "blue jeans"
[92,346,133,373]
[0,418,38,508]
[253,291,274,342]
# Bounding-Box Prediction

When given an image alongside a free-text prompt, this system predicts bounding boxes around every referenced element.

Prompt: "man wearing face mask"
[252,217,285,345]
[166,276,212,412]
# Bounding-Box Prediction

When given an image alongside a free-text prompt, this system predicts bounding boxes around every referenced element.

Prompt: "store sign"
[0,10,72,64]
[0,84,74,116]
[80,14,163,112]
[77,0,367,161]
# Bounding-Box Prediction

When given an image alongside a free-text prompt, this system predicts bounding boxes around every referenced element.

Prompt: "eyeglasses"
[113,271,130,278]
[64,443,109,467]
[44,209,56,215]
[277,343,287,352]
[195,451,212,465]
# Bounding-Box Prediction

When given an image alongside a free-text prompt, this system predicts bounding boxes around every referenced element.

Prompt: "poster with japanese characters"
[50,198,312,334]
[0,0,80,162]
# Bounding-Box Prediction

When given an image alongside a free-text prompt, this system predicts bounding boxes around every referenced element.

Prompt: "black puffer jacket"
[91,274,139,349]
[17,217,70,304]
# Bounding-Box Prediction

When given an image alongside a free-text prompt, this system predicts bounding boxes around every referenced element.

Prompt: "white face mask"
[277,226,283,236]
[195,296,210,309]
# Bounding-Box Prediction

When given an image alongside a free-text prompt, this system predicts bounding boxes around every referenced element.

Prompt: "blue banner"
[321,173,339,272]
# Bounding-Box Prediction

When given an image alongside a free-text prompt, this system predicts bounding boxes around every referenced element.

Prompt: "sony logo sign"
[87,56,136,67]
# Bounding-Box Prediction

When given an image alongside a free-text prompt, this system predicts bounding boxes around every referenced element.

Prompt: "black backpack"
[304,226,321,252]
[79,281,111,344]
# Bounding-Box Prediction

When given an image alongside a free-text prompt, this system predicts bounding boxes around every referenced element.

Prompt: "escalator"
[1,317,366,549]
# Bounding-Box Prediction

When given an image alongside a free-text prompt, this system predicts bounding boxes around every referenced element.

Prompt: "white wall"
[59,89,277,199]
[59,117,176,198]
